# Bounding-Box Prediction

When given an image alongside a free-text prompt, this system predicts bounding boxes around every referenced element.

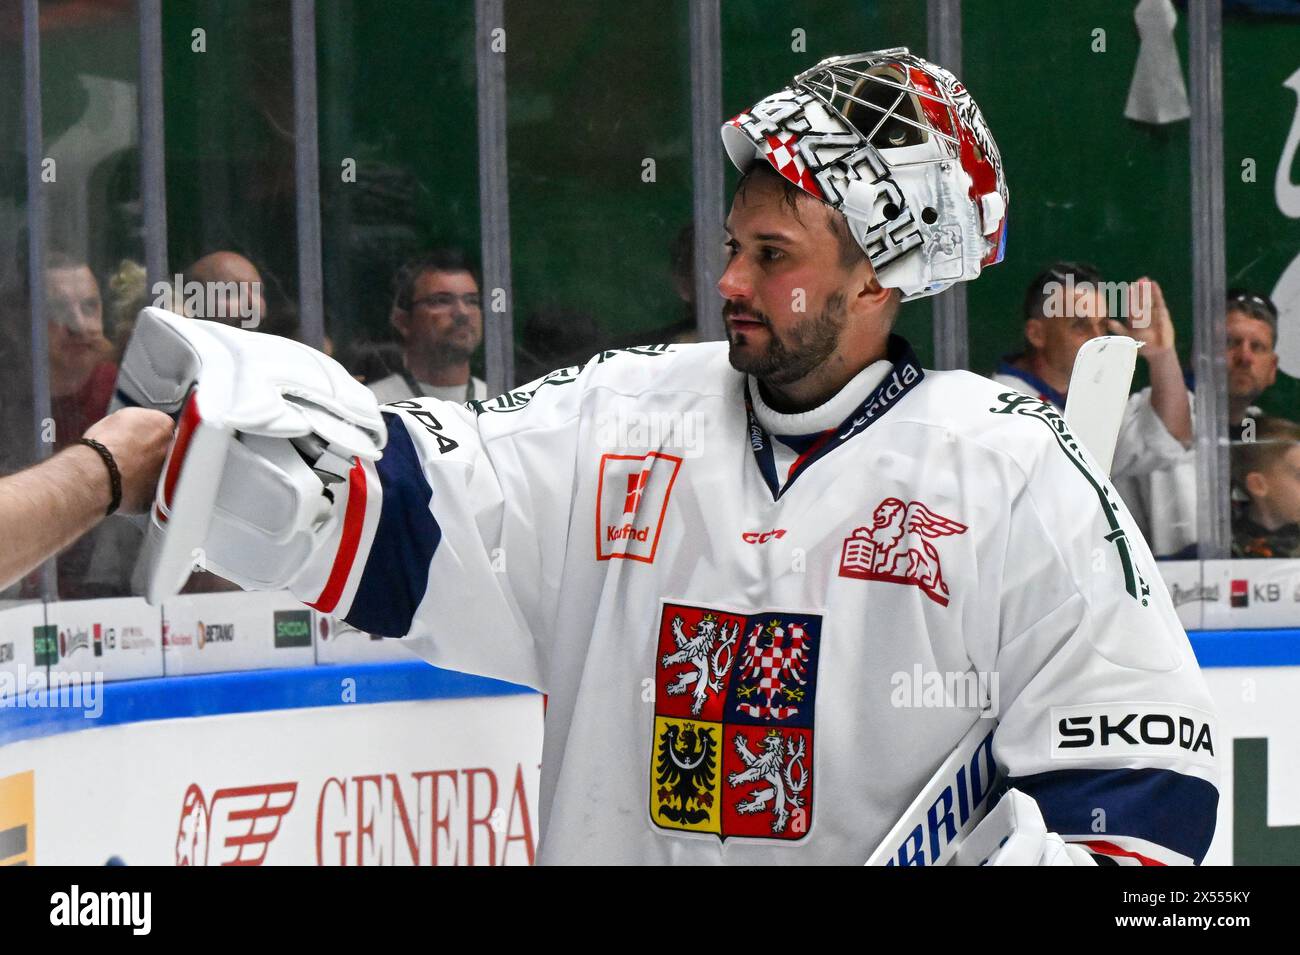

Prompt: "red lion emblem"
[838,498,968,605]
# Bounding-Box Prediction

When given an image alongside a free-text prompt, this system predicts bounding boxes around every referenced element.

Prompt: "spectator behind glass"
[1232,416,1300,559]
[368,248,488,405]
[84,252,276,600]
[994,261,1110,407]
[994,262,1191,447]
[666,223,700,344]
[1112,287,1282,558]
[46,252,116,452]
[515,306,603,387]
[181,251,269,330]
[1225,288,1279,437]
[994,262,1194,553]
[11,253,122,598]
[0,289,36,479]
[340,339,405,385]
[105,258,149,360]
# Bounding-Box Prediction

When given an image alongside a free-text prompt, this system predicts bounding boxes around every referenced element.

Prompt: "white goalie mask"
[721,48,1009,302]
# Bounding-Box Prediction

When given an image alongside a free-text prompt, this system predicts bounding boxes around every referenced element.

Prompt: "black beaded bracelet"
[78,437,122,516]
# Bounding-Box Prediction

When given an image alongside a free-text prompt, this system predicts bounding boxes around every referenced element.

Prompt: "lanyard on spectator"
[400,370,469,403]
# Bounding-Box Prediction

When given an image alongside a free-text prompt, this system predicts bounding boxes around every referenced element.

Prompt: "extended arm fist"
[84,408,176,513]
[1110,276,1176,356]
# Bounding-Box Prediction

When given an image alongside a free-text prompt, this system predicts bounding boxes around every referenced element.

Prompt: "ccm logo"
[1052,704,1215,765]
[742,529,787,544]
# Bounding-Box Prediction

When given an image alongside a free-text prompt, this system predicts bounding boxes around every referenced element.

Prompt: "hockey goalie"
[116,49,1219,865]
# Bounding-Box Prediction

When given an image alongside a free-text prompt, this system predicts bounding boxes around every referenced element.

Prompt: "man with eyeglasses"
[368,249,488,405]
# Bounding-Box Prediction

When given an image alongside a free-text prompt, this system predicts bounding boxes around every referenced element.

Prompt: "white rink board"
[162,590,315,675]
[314,614,416,665]
[0,601,46,678]
[0,693,543,866]
[1201,664,1300,865]
[45,597,163,682]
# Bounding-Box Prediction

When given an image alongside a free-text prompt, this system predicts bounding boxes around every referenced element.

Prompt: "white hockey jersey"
[992,363,1192,487]
[289,336,1220,865]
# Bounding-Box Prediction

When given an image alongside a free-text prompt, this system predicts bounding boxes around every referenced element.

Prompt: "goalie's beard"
[724,290,848,388]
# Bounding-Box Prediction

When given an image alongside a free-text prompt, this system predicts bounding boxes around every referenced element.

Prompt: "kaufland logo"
[624,471,648,513]
[607,472,653,542]
[596,452,681,563]
[162,622,194,647]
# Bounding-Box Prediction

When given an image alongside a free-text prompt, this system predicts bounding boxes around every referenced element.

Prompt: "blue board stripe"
[1187,628,1300,668]
[2,631,1297,746]
[0,661,533,746]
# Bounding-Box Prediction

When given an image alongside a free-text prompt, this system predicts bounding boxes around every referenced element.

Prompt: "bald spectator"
[0,407,173,591]
[369,249,488,404]
[180,251,268,329]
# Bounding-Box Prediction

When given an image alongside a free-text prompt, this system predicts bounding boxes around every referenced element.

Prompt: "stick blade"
[1064,336,1141,476]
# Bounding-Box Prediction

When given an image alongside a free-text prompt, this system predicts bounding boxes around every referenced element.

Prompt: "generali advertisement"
[0,693,542,866]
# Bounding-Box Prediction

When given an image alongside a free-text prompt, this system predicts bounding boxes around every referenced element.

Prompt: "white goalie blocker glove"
[951,789,1097,866]
[114,307,386,603]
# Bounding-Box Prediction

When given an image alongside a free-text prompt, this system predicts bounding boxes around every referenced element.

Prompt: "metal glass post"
[1188,0,1231,559]
[928,0,969,371]
[138,0,169,292]
[690,0,725,343]
[292,0,326,350]
[22,0,55,597]
[475,0,515,395]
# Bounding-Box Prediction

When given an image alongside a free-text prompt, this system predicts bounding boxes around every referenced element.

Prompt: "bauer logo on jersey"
[595,452,683,563]
[838,498,968,606]
[651,602,821,842]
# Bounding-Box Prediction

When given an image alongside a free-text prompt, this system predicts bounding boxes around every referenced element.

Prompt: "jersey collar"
[744,334,925,500]
[995,357,1066,410]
